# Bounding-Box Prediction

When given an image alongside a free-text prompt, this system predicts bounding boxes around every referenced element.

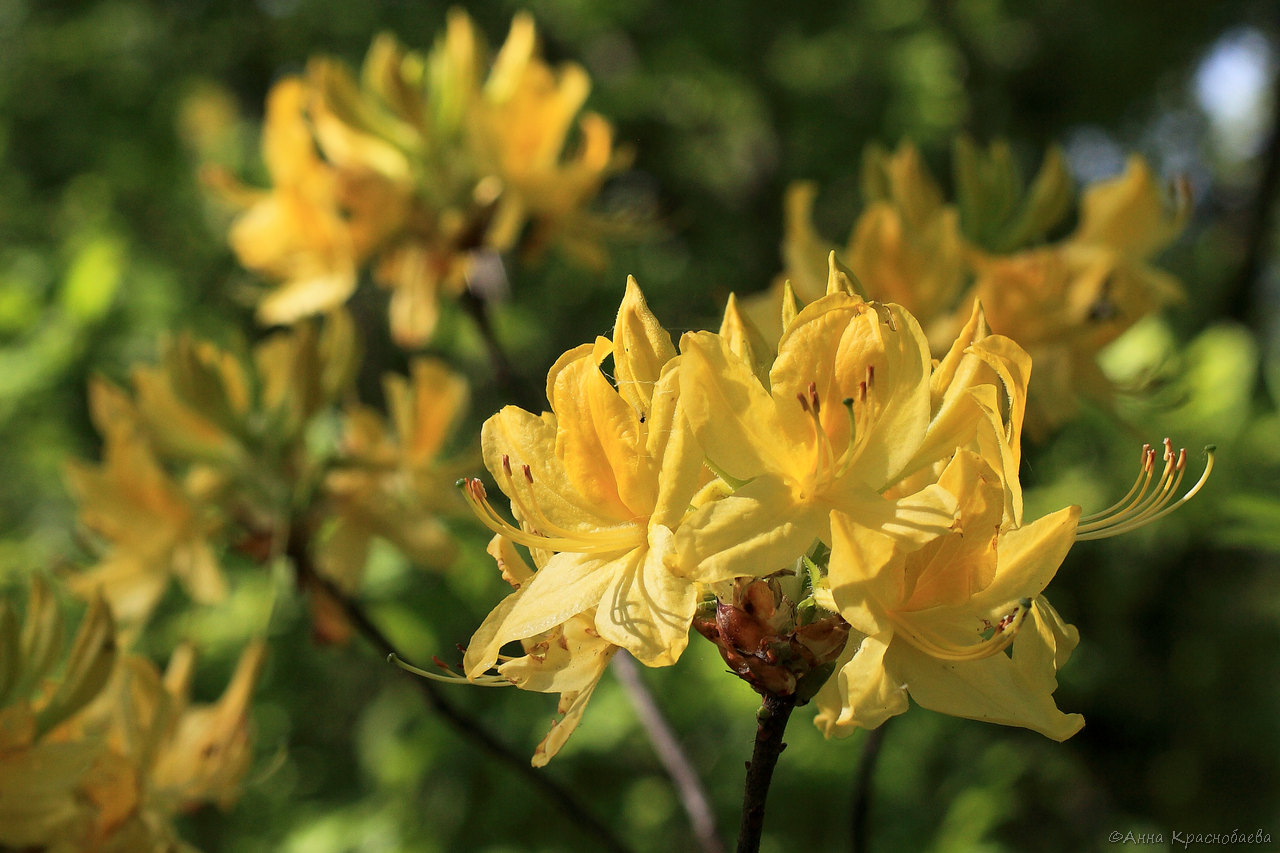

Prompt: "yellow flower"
[461,536,617,766]
[814,450,1084,740]
[812,438,1214,738]
[673,267,1031,584]
[67,314,359,625]
[209,77,363,326]
[749,142,966,347]
[133,641,267,815]
[65,640,267,851]
[218,10,626,346]
[321,358,472,589]
[66,380,226,625]
[0,578,117,850]
[461,278,704,670]
[475,12,622,261]
[966,156,1188,432]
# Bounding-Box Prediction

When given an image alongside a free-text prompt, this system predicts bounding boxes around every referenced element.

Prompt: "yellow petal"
[671,477,825,584]
[967,504,1080,614]
[1074,155,1187,258]
[1015,597,1079,695]
[612,277,676,415]
[646,371,705,532]
[889,634,1084,740]
[779,182,834,306]
[815,632,909,737]
[465,550,626,676]
[482,405,617,533]
[899,451,1003,611]
[487,534,535,588]
[718,292,772,383]
[678,331,804,482]
[827,513,903,639]
[595,527,697,666]
[552,350,653,517]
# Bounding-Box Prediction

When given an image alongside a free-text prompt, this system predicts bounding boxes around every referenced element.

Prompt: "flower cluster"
[0,577,264,851]
[66,312,471,630]
[451,269,1210,763]
[212,9,628,347]
[752,139,1189,432]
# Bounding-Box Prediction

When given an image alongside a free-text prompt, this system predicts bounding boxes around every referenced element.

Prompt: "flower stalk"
[738,693,798,853]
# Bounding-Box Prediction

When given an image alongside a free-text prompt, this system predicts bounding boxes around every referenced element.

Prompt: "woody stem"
[849,720,889,853]
[737,693,798,853]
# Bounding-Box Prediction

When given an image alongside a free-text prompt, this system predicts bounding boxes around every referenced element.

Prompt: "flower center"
[795,366,877,497]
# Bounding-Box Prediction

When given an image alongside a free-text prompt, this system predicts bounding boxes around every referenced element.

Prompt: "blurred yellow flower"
[0,579,119,851]
[66,379,226,625]
[0,579,263,850]
[321,358,472,589]
[67,314,366,626]
[215,9,627,347]
[753,143,966,345]
[967,156,1188,431]
[765,140,1186,434]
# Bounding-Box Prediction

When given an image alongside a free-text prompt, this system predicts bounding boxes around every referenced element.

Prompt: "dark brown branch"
[285,526,633,853]
[849,722,890,853]
[612,652,725,853]
[736,693,797,853]
[460,289,521,398]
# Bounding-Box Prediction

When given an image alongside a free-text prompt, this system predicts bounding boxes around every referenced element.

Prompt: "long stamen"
[1076,443,1215,541]
[890,599,1032,662]
[832,397,859,479]
[1082,440,1182,533]
[1080,443,1153,523]
[459,477,642,553]
[388,653,511,687]
[801,382,838,488]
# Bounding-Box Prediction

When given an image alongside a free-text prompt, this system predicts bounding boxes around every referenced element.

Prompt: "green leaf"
[59,233,126,322]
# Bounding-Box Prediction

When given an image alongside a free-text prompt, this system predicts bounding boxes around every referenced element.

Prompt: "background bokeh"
[2,0,1279,850]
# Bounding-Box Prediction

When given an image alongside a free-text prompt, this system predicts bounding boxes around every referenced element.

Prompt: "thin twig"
[737,693,797,853]
[612,652,725,853]
[286,526,633,853]
[460,289,534,409]
[849,722,890,853]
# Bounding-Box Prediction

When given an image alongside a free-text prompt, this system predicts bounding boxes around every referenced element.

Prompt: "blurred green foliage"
[2,0,1279,850]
